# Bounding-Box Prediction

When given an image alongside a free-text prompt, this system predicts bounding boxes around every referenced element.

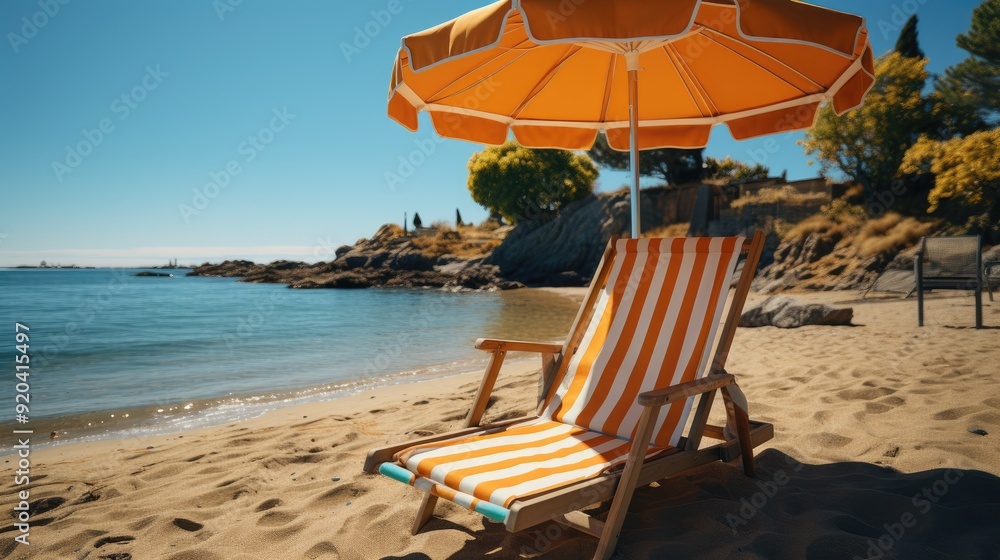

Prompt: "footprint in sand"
[854,402,892,421]
[256,498,283,512]
[837,386,896,401]
[305,542,339,557]
[314,483,369,505]
[932,406,978,421]
[28,496,66,516]
[812,433,853,448]
[172,518,204,532]
[95,535,135,548]
[257,511,298,527]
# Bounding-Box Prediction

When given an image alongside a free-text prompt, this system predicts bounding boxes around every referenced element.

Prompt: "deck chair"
[915,235,985,328]
[364,232,773,560]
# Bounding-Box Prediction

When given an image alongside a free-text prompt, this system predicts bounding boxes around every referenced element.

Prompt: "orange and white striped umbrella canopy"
[388,0,874,151]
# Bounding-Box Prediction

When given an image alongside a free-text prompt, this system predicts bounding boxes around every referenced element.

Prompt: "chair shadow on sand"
[381,449,1000,560]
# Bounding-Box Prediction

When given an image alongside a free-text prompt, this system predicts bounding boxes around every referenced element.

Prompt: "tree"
[900,128,1000,226]
[703,156,770,183]
[467,141,598,223]
[894,15,925,59]
[587,133,704,186]
[935,0,1000,123]
[801,53,929,198]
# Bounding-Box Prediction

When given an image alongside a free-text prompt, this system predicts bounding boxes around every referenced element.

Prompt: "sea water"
[0,269,579,452]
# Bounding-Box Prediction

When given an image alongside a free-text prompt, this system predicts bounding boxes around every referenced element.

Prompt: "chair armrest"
[475,338,563,354]
[637,374,736,407]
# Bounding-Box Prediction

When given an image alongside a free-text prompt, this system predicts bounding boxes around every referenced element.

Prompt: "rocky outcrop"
[487,186,690,286]
[187,260,261,278]
[188,225,522,291]
[740,296,853,328]
[752,214,934,293]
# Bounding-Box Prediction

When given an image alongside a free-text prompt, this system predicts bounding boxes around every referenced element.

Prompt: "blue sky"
[0,0,983,267]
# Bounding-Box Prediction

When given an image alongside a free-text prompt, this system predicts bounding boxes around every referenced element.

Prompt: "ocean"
[0,269,579,453]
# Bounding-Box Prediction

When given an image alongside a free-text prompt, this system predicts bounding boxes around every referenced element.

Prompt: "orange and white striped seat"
[382,237,745,520]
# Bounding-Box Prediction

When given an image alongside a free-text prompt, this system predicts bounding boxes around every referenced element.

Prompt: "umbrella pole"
[627,56,640,238]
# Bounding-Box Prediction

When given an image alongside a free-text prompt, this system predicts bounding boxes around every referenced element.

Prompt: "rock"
[740,296,853,328]
[187,260,260,277]
[487,186,691,286]
[389,248,435,271]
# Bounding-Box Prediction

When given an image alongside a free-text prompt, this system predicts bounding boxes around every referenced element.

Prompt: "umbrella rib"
[700,27,822,92]
[598,54,615,124]
[510,44,583,121]
[663,43,716,117]
[424,48,533,105]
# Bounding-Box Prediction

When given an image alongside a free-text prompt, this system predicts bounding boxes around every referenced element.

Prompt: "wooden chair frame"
[364,232,772,560]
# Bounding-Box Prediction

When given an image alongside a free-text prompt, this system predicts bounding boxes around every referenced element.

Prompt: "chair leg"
[594,405,660,560]
[733,404,756,478]
[975,282,983,329]
[411,493,438,535]
[917,286,924,326]
[722,386,756,478]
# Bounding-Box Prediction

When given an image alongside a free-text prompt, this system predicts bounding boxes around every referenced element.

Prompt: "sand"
[2,290,999,559]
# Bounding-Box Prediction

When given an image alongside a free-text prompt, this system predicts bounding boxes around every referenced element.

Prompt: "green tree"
[900,128,1000,226]
[894,15,925,59]
[801,53,929,198]
[587,133,704,186]
[703,156,770,183]
[935,0,1000,123]
[467,141,598,223]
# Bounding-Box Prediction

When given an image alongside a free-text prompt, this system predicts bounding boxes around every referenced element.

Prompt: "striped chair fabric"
[383,237,745,517]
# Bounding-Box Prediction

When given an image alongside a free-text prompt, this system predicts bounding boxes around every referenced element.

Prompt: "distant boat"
[135,272,174,278]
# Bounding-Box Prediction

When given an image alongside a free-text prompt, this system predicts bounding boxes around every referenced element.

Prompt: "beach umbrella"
[388,0,873,236]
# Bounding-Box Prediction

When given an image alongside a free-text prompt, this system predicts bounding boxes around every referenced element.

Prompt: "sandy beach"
[3,289,999,559]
